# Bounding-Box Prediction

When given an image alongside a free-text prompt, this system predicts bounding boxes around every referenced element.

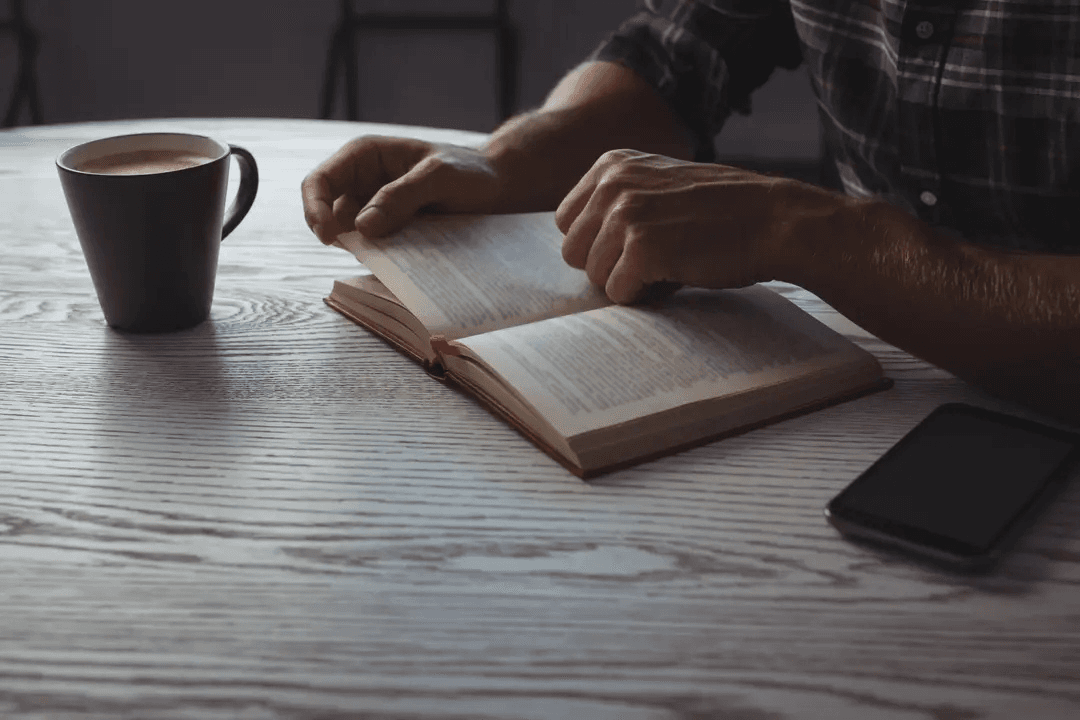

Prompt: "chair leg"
[319,0,360,121]
[1,69,24,128]
[343,21,359,121]
[496,23,517,121]
[319,28,343,119]
[2,0,42,128]
[320,0,516,124]
[24,34,42,124]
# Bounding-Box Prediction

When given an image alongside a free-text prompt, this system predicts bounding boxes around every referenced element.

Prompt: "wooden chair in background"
[1,0,42,128]
[319,0,517,123]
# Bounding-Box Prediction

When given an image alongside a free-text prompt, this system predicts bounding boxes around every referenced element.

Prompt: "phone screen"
[828,404,1079,562]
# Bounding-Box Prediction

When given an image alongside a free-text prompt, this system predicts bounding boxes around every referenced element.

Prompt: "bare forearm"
[790,196,1080,425]
[481,61,695,212]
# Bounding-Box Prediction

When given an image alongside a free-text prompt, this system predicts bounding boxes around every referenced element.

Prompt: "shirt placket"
[895,2,959,226]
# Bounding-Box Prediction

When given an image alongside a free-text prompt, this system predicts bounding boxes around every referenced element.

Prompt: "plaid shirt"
[590,0,1080,252]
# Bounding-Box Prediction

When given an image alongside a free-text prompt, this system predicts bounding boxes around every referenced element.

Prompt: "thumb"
[354,158,446,237]
[354,204,399,238]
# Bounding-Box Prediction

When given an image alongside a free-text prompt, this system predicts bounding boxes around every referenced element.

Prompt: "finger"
[301,172,339,245]
[354,155,453,237]
[554,167,598,236]
[605,229,669,305]
[583,209,628,287]
[320,135,430,203]
[556,149,630,236]
[302,136,428,241]
[301,140,376,241]
[560,187,608,270]
[333,195,363,233]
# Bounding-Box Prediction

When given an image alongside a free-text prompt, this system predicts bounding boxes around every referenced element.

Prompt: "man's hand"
[555,149,844,304]
[301,136,504,243]
[302,62,698,245]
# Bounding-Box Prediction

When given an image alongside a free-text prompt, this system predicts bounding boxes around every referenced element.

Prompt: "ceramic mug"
[57,132,258,332]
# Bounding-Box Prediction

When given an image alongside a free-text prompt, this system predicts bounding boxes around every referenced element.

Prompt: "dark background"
[1,0,821,165]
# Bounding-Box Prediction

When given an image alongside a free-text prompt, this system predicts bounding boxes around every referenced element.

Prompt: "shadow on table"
[93,320,235,442]
[989,467,1080,585]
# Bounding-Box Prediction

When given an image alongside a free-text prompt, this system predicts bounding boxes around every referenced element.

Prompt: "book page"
[336,212,610,338]
[458,285,880,437]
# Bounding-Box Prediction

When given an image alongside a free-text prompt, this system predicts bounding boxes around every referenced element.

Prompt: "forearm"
[789,195,1080,425]
[480,61,695,212]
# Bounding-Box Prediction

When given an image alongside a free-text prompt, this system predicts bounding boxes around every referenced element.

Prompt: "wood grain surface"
[1,119,1078,720]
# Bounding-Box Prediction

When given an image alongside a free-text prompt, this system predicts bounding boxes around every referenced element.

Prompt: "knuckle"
[607,200,632,225]
[600,148,633,163]
[594,173,625,200]
[620,230,641,256]
[339,137,373,161]
[413,153,448,177]
[370,176,415,211]
[608,191,645,223]
[346,135,396,165]
[350,134,384,150]
[594,151,624,177]
[598,148,644,174]
[620,226,653,257]
[368,185,396,207]
[596,161,641,194]
[597,149,618,164]
[384,168,421,195]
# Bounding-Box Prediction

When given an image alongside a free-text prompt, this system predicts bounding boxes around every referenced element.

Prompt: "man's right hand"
[301,135,504,244]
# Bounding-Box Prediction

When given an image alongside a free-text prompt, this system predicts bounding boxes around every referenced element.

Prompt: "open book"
[325,212,889,477]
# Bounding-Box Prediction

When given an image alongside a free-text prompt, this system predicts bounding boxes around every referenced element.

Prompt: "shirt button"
[915,20,935,40]
[920,190,938,206]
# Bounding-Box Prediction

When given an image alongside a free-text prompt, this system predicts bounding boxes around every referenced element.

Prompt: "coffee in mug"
[57,132,258,332]
[76,148,217,176]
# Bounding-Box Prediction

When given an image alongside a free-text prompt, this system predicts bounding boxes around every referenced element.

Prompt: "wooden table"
[2,118,1078,719]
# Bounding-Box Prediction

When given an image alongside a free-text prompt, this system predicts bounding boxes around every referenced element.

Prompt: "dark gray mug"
[57,132,258,332]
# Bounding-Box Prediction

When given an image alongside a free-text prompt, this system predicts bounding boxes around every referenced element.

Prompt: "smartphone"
[825,403,1080,571]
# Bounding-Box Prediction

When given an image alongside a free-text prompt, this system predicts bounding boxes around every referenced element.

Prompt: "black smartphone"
[825,403,1080,571]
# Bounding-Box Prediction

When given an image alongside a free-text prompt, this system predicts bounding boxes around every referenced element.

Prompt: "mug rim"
[56,132,230,176]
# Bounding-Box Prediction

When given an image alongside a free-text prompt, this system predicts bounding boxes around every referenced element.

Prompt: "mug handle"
[221,144,259,240]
